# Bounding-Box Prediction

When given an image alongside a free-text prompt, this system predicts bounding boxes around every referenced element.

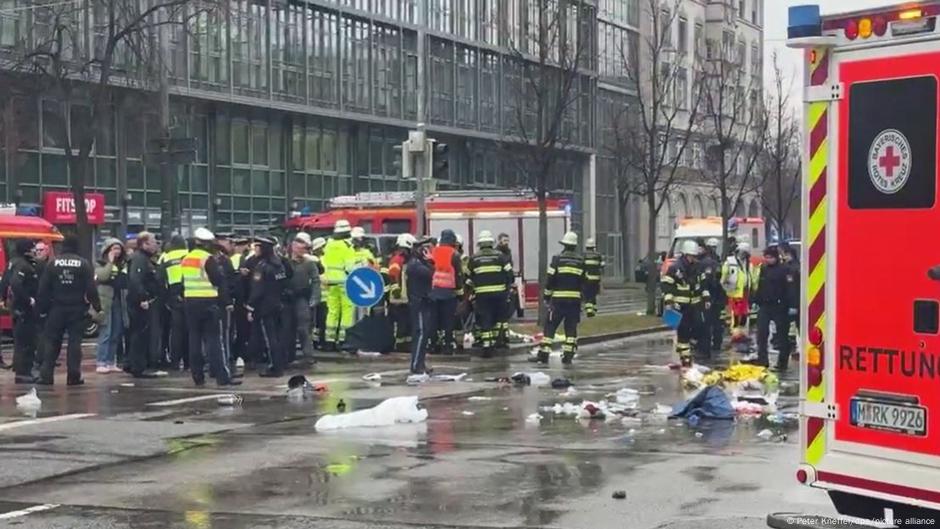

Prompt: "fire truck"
[774,3,940,526]
[0,209,63,333]
[283,190,572,303]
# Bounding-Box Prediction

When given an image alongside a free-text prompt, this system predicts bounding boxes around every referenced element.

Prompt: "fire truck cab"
[0,209,63,333]
[778,3,940,526]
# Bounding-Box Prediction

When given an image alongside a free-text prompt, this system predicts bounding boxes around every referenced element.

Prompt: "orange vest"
[431,245,457,289]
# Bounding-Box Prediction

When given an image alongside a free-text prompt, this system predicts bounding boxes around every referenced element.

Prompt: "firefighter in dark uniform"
[9,239,40,384]
[159,235,189,370]
[699,238,725,357]
[468,230,514,358]
[36,236,102,386]
[496,233,515,346]
[126,231,161,379]
[661,240,710,368]
[538,232,586,365]
[582,238,605,318]
[247,235,287,378]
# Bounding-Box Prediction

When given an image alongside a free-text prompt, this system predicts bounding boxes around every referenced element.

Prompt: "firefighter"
[351,227,378,268]
[284,232,318,363]
[126,231,161,379]
[496,233,515,346]
[322,220,356,349]
[181,228,239,387]
[583,238,605,318]
[538,232,586,365]
[309,237,327,349]
[722,241,755,331]
[468,230,514,358]
[9,239,40,384]
[430,229,464,355]
[699,237,726,356]
[387,233,415,352]
[753,246,793,370]
[248,235,288,377]
[406,237,435,375]
[662,239,710,368]
[36,236,102,386]
[158,235,189,370]
[455,233,471,351]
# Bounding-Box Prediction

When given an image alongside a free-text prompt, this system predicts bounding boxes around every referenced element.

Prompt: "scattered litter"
[671,387,735,421]
[756,429,774,440]
[652,403,673,415]
[637,384,657,396]
[613,388,640,409]
[357,351,382,357]
[16,388,41,409]
[695,432,704,438]
[579,402,606,420]
[431,373,467,382]
[508,329,535,344]
[217,394,243,406]
[461,411,475,416]
[287,375,318,400]
[655,428,666,435]
[544,402,582,416]
[315,396,428,431]
[336,399,347,413]
[406,373,431,385]
[612,490,627,500]
[153,370,169,377]
[288,375,310,389]
[621,417,643,427]
[120,383,135,388]
[236,357,245,369]
[559,387,578,397]
[732,400,765,415]
[511,372,551,386]
[362,373,382,382]
[468,396,492,401]
[551,377,573,389]
[313,383,328,393]
[525,413,543,424]
[766,412,799,427]
[174,420,184,425]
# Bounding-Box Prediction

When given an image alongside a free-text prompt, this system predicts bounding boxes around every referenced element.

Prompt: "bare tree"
[1,0,218,256]
[504,0,592,321]
[610,0,704,314]
[759,52,801,242]
[699,20,768,249]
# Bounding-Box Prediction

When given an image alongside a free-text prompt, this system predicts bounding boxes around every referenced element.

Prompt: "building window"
[739,0,746,20]
[429,0,451,33]
[660,8,671,48]
[481,0,498,44]
[429,38,455,125]
[310,7,339,107]
[694,22,704,60]
[372,23,402,118]
[677,67,688,109]
[480,51,498,132]
[627,0,639,27]
[342,16,370,112]
[677,16,688,55]
[455,46,477,127]
[752,1,760,24]
[737,40,746,66]
[751,42,761,77]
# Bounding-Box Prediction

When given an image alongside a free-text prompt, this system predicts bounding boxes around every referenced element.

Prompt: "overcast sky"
[764,0,907,100]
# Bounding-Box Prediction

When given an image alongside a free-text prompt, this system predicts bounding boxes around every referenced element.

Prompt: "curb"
[578,325,670,346]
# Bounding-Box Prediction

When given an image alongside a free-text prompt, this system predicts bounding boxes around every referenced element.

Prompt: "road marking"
[146,394,232,407]
[0,504,59,519]
[0,413,95,433]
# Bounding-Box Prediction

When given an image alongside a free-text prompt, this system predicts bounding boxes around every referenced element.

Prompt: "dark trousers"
[699,302,723,356]
[431,296,458,353]
[149,299,165,368]
[675,305,699,361]
[584,283,599,316]
[40,305,87,383]
[409,299,433,374]
[282,296,312,362]
[12,310,38,377]
[757,304,790,368]
[497,291,514,345]
[474,294,504,349]
[232,304,249,362]
[186,301,230,385]
[542,300,581,354]
[168,302,189,369]
[388,303,410,352]
[314,301,327,347]
[256,312,284,375]
[127,305,151,376]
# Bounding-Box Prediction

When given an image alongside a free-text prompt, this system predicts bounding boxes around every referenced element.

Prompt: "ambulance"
[779,3,940,525]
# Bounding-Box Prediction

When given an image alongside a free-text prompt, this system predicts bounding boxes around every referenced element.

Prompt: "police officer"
[36,236,102,386]
[181,228,239,387]
[582,238,605,318]
[467,231,514,358]
[699,238,726,356]
[539,232,586,365]
[661,240,710,368]
[248,235,287,378]
[215,233,242,376]
[753,246,793,370]
[406,237,435,375]
[159,235,189,370]
[430,229,464,355]
[9,239,40,384]
[387,234,414,352]
[126,231,161,379]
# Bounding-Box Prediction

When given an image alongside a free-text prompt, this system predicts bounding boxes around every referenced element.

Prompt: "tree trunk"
[619,193,631,284]
[537,186,549,325]
[645,193,658,315]
[70,151,93,259]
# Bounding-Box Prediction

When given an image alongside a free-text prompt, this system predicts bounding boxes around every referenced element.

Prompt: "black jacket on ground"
[37,253,101,314]
[127,250,160,306]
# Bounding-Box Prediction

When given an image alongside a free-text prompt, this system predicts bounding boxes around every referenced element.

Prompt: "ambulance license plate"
[850,398,927,436]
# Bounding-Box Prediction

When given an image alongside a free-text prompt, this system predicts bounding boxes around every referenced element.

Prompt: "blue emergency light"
[789,5,822,39]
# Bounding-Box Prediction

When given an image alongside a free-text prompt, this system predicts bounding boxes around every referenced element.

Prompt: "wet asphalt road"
[0,334,834,529]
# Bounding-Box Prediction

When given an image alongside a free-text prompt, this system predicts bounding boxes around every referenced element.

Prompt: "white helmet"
[478,230,495,245]
[706,238,720,248]
[737,241,752,254]
[311,237,327,252]
[585,237,596,249]
[351,226,366,240]
[560,231,578,246]
[397,233,416,249]
[456,233,464,246]
[294,232,312,247]
[194,227,215,242]
[334,220,352,234]
[679,239,700,256]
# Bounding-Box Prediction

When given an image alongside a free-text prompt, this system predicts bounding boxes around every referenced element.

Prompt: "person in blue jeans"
[95,238,128,373]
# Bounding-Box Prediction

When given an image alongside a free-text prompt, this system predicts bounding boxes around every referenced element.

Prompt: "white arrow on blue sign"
[345,267,385,308]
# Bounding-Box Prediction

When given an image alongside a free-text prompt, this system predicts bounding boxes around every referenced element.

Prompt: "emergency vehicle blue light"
[789,5,822,39]
[564,203,572,216]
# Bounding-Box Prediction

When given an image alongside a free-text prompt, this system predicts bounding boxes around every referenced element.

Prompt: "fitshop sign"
[42,191,105,225]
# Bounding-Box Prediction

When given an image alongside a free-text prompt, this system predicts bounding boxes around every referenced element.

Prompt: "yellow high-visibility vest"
[231,253,243,269]
[181,248,218,299]
[161,248,188,286]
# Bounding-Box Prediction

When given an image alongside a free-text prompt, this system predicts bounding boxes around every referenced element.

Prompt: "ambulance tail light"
[899,8,923,21]
[873,16,888,37]
[809,326,823,347]
[822,6,940,40]
[807,345,822,367]
[845,19,859,40]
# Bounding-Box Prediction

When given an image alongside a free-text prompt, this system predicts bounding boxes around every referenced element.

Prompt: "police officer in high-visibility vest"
[662,239,710,368]
[467,230,513,357]
[158,235,189,370]
[582,238,605,318]
[539,231,586,365]
[181,228,239,387]
[322,220,356,349]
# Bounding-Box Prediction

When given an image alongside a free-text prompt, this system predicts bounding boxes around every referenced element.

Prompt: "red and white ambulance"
[781,2,940,525]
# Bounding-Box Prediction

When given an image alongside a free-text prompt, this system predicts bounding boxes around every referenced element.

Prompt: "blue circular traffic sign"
[345,267,385,308]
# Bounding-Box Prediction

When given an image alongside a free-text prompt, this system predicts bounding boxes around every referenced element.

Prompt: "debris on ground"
[357,351,382,357]
[508,330,535,344]
[732,400,765,415]
[406,373,431,385]
[612,490,627,500]
[217,394,242,406]
[612,388,640,409]
[431,373,467,382]
[16,388,41,410]
[551,377,573,389]
[670,386,735,421]
[315,396,428,431]
[468,396,492,401]
[511,372,551,386]
[362,373,382,382]
[461,411,475,416]
[765,412,799,427]
[652,403,673,416]
[525,413,543,424]
[756,428,774,440]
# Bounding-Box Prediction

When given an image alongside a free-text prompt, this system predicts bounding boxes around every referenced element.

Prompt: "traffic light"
[392,140,413,179]
[431,140,449,180]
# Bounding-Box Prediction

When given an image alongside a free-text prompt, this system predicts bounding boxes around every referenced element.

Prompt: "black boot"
[537,350,550,364]
[562,352,575,365]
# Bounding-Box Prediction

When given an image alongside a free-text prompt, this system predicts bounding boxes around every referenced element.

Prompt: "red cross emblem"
[869,129,911,194]
[878,145,902,178]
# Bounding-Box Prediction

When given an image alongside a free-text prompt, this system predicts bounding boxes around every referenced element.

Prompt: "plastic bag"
[614,388,640,409]
[16,388,41,409]
[315,396,428,431]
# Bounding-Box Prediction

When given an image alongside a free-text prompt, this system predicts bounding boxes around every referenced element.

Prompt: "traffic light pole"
[413,126,427,238]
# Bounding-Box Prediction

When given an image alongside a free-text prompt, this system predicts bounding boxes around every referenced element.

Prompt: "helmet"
[256,235,277,246]
[560,231,578,246]
[737,241,751,254]
[706,238,720,248]
[679,240,700,256]
[397,233,416,249]
[334,220,352,234]
[294,232,312,247]
[311,237,327,252]
[456,233,464,246]
[478,230,495,245]
[585,237,596,249]
[194,227,215,242]
[350,226,366,240]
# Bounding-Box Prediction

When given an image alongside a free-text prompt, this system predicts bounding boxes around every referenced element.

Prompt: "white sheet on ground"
[315,396,428,431]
